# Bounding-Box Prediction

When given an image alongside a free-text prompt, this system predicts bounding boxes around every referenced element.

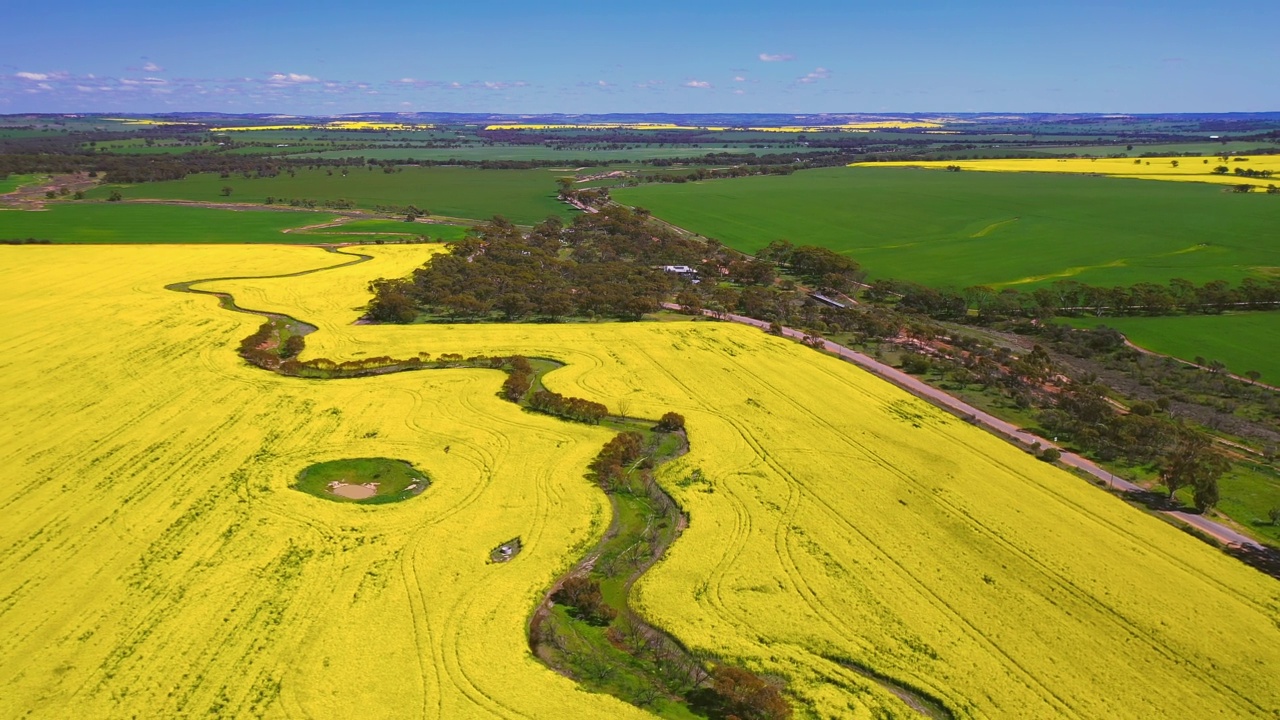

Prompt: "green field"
[613,167,1280,288]
[1217,461,1280,544]
[0,204,342,243]
[1061,312,1280,382]
[87,140,215,155]
[223,144,335,155]
[89,166,571,224]
[0,174,41,194]
[293,457,430,504]
[210,129,463,143]
[308,218,473,240]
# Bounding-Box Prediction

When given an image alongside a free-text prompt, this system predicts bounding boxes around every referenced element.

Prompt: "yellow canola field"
[484,121,942,132]
[211,122,435,132]
[104,117,205,126]
[2,244,1279,719]
[483,123,728,131]
[0,245,642,720]
[754,121,944,132]
[851,155,1280,188]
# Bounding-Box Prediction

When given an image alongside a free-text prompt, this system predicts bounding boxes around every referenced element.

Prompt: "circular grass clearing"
[294,457,429,504]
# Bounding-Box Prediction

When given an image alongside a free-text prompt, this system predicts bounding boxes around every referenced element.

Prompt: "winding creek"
[167,244,953,719]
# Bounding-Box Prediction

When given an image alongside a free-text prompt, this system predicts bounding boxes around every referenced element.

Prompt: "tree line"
[882,276,1280,321]
[366,206,744,323]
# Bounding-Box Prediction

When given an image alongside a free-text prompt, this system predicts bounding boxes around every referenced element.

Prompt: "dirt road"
[662,303,1265,550]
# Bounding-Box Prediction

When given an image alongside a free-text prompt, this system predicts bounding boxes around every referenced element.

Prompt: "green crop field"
[0,204,343,244]
[307,219,473,241]
[87,140,215,155]
[0,174,41,194]
[613,167,1280,288]
[88,166,572,224]
[223,144,335,155]
[211,129,463,143]
[1061,312,1280,382]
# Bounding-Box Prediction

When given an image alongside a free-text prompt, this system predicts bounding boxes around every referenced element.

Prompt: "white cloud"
[759,53,795,62]
[142,61,163,72]
[390,78,444,90]
[797,67,831,84]
[442,80,529,91]
[15,72,50,81]
[733,76,746,82]
[683,80,712,89]
[635,80,664,89]
[267,72,318,83]
[733,89,746,95]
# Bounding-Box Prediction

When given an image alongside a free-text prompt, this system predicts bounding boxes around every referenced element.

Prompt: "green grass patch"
[0,203,340,243]
[87,140,214,155]
[293,457,429,505]
[0,174,42,194]
[307,219,472,241]
[613,167,1280,288]
[88,166,573,224]
[1216,461,1280,545]
[1060,312,1280,382]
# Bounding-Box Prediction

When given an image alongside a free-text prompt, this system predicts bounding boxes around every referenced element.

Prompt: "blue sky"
[2,0,1276,114]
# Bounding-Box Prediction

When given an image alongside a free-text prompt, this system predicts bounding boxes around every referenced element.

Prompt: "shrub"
[708,666,791,719]
[552,576,617,626]
[656,412,686,432]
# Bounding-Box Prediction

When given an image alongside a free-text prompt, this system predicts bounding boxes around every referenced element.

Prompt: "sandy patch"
[328,481,378,499]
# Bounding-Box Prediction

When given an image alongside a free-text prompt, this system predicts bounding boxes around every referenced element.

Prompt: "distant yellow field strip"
[210,121,435,131]
[850,155,1280,188]
[484,120,944,132]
